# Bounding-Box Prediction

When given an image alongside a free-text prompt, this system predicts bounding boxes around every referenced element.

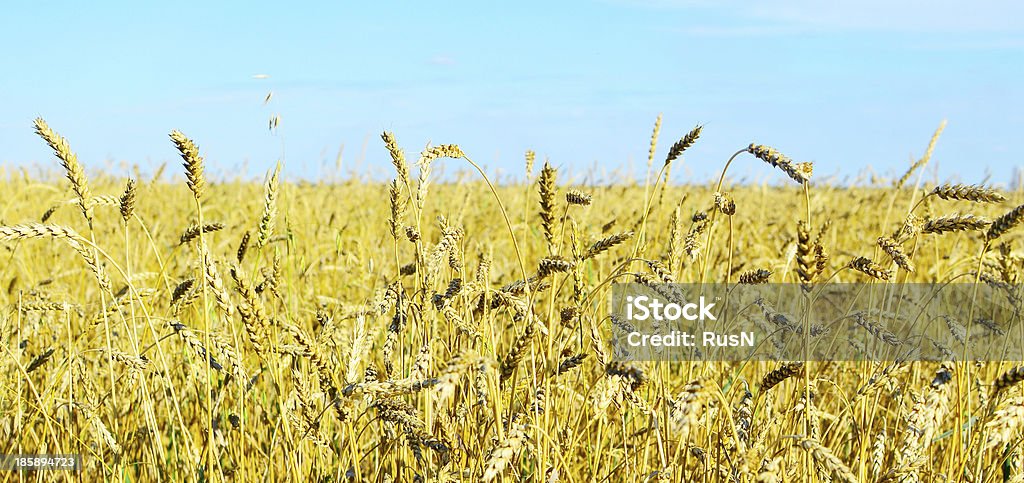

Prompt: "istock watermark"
[609,283,1023,361]
[624,295,718,321]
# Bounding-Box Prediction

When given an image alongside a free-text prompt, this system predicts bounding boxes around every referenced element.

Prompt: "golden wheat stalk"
[738,268,773,284]
[647,114,662,165]
[714,191,736,216]
[849,256,891,281]
[921,214,990,234]
[556,353,588,376]
[930,183,1006,203]
[388,179,405,240]
[894,120,946,189]
[793,437,858,483]
[877,236,915,273]
[760,362,803,393]
[179,222,225,245]
[500,323,536,384]
[582,231,634,260]
[988,203,1024,241]
[169,320,222,371]
[236,231,251,263]
[381,131,410,187]
[0,223,111,292]
[850,312,901,346]
[539,161,557,253]
[665,125,703,166]
[257,163,281,249]
[481,422,528,481]
[169,130,205,200]
[985,396,1024,449]
[684,213,708,261]
[119,178,137,222]
[747,143,813,184]
[994,366,1024,397]
[288,324,347,422]
[33,118,93,221]
[75,401,122,455]
[668,379,705,441]
[197,242,234,316]
[538,256,574,279]
[565,190,593,206]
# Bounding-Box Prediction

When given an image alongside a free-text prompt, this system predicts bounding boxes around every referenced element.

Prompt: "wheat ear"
[539,161,557,253]
[257,163,281,249]
[34,118,93,221]
[988,203,1024,241]
[665,125,703,166]
[169,130,205,201]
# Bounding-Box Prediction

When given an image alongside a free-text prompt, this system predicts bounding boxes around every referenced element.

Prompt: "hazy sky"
[1,1,1021,184]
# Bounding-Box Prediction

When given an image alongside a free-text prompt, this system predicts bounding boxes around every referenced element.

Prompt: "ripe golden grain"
[2,119,1022,481]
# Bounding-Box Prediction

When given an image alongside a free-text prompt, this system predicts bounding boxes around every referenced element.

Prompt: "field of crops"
[2,118,1024,481]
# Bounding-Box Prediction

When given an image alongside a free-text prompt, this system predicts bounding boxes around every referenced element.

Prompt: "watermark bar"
[609,283,1023,361]
[0,454,81,471]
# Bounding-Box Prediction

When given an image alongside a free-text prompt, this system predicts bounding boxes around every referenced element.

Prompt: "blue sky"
[1,1,1021,184]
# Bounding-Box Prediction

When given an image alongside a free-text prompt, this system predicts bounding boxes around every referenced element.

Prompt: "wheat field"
[2,117,1024,482]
